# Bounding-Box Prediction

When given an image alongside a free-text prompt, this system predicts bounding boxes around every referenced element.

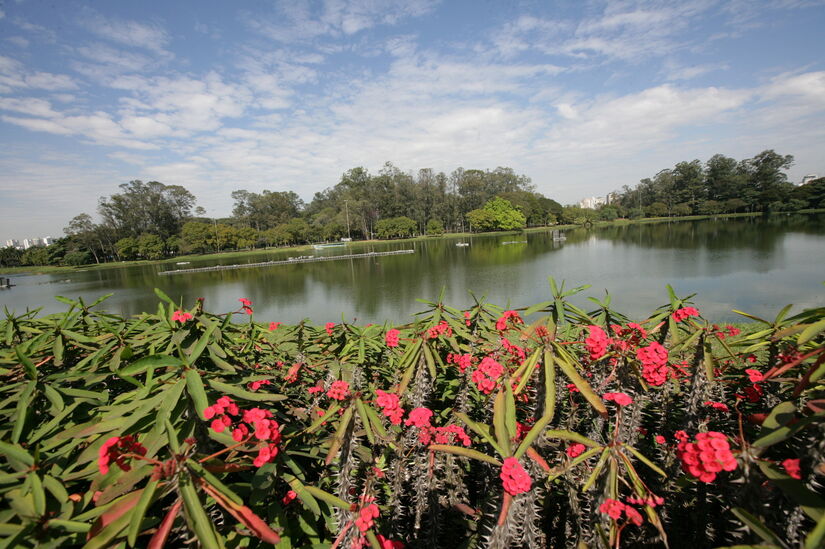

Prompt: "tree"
[21,246,49,266]
[232,190,304,230]
[426,219,445,236]
[375,216,417,239]
[98,180,196,239]
[180,222,214,254]
[645,202,669,217]
[0,247,23,268]
[115,237,139,260]
[482,197,526,230]
[739,150,794,211]
[466,209,497,232]
[138,233,165,260]
[64,213,102,264]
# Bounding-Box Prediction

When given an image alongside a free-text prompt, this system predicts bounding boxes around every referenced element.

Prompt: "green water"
[2,214,824,323]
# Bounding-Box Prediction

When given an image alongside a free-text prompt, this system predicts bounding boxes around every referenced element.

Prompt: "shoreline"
[3,208,823,276]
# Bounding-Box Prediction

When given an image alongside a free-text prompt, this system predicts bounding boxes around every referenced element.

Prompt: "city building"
[5,239,20,249]
[578,196,607,209]
[801,174,819,185]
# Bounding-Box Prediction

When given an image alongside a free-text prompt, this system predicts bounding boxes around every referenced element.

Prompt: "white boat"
[456,242,469,247]
[313,243,346,250]
[176,261,191,265]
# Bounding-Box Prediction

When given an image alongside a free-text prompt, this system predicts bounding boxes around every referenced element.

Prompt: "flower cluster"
[703,400,730,413]
[238,298,253,314]
[355,501,379,533]
[375,389,403,425]
[500,337,526,362]
[248,379,271,392]
[672,306,700,322]
[603,392,633,406]
[738,368,765,402]
[404,407,433,428]
[419,424,471,446]
[426,320,452,339]
[171,310,193,323]
[326,380,350,401]
[637,341,670,386]
[98,435,146,475]
[566,443,586,458]
[495,310,523,331]
[447,352,473,372]
[585,325,610,360]
[385,328,400,347]
[499,457,532,495]
[676,431,737,482]
[470,356,504,394]
[204,397,282,467]
[325,322,335,336]
[598,499,643,526]
[269,321,281,331]
[782,458,802,479]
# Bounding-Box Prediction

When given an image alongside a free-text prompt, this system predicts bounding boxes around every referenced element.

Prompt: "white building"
[801,174,819,185]
[578,196,607,209]
[5,239,20,249]
[42,236,54,246]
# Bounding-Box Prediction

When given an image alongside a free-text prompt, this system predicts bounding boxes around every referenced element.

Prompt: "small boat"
[502,240,527,245]
[313,243,346,250]
[552,230,567,242]
[176,261,191,265]
[456,242,469,247]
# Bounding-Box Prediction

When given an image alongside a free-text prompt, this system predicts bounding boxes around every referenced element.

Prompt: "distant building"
[578,196,607,209]
[801,174,819,185]
[42,236,54,246]
[22,238,43,250]
[5,239,20,249]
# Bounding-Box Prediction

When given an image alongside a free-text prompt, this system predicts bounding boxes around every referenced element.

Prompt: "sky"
[1,0,824,241]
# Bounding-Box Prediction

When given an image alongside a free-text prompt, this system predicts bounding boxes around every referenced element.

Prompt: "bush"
[0,285,822,548]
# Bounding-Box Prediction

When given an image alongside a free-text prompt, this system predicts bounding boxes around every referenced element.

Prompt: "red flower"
[584,325,609,360]
[637,341,670,386]
[385,328,400,348]
[624,505,644,526]
[598,499,625,520]
[375,534,405,549]
[782,458,802,479]
[566,443,586,458]
[496,310,522,331]
[355,503,380,533]
[248,379,271,392]
[282,490,297,505]
[745,369,764,383]
[655,435,666,444]
[603,392,633,406]
[674,430,688,442]
[325,322,335,336]
[375,389,404,425]
[253,443,279,467]
[238,298,253,314]
[499,457,532,495]
[405,407,433,428]
[672,306,700,322]
[269,322,281,331]
[703,400,730,413]
[98,435,146,475]
[447,353,473,373]
[676,431,737,483]
[426,320,452,339]
[171,310,193,323]
[327,380,350,401]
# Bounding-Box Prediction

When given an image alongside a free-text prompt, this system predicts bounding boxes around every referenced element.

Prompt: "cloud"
[0,55,78,93]
[79,10,172,57]
[6,36,29,48]
[243,0,439,42]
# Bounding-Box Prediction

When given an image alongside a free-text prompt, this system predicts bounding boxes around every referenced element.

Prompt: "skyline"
[1,0,824,240]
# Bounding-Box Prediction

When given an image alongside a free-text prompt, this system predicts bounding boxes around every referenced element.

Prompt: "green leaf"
[354,398,375,445]
[428,444,502,466]
[553,349,608,419]
[493,389,512,457]
[15,346,37,380]
[303,486,351,511]
[184,369,210,421]
[127,479,158,546]
[119,354,183,377]
[798,318,825,345]
[187,322,216,365]
[179,475,223,549]
[207,379,286,402]
[731,507,786,548]
[805,512,825,549]
[624,445,667,478]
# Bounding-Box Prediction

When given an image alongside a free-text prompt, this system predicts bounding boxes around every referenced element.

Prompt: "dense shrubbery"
[0,282,823,548]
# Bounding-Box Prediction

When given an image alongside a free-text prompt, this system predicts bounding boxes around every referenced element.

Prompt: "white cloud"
[6,36,29,48]
[80,11,172,56]
[0,55,77,92]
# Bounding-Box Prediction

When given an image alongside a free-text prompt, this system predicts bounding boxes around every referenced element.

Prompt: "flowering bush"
[0,282,822,549]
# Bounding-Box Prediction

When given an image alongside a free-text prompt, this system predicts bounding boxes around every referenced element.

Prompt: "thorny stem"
[198,437,250,463]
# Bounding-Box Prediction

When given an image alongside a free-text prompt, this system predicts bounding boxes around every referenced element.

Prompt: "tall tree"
[98,180,196,239]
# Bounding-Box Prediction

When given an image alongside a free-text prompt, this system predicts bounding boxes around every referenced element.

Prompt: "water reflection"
[1,214,823,323]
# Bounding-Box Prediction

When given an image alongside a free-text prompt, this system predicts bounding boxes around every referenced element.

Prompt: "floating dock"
[159,249,415,276]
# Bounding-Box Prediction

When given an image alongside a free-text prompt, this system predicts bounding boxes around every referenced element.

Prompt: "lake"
[2,214,824,324]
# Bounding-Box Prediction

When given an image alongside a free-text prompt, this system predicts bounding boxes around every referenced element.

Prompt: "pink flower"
[355,503,380,533]
[676,431,737,483]
[282,490,297,505]
[782,458,802,479]
[238,298,253,314]
[703,401,730,413]
[585,325,610,360]
[624,505,644,526]
[325,322,335,336]
[253,443,279,467]
[566,443,586,458]
[171,310,193,323]
[447,353,473,373]
[499,457,532,495]
[603,392,633,406]
[375,389,403,425]
[98,435,146,475]
[655,435,666,444]
[495,310,522,331]
[248,379,271,392]
[745,369,764,383]
[637,341,670,386]
[674,430,688,442]
[672,306,700,322]
[599,499,625,520]
[375,534,405,549]
[327,380,350,401]
[269,322,281,331]
[385,328,400,348]
[405,407,433,428]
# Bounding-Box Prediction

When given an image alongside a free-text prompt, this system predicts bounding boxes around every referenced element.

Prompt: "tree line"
[1,152,822,268]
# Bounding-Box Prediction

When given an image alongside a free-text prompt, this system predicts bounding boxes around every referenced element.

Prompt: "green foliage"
[115,237,138,261]
[0,286,822,548]
[375,216,417,239]
[426,219,445,236]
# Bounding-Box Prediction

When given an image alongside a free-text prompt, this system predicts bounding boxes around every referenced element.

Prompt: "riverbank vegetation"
[2,150,823,270]
[0,283,822,548]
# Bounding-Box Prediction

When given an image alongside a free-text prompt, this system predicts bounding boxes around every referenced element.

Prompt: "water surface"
[2,214,823,323]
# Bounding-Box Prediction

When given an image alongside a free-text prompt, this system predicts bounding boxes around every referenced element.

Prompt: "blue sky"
[1,0,824,240]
